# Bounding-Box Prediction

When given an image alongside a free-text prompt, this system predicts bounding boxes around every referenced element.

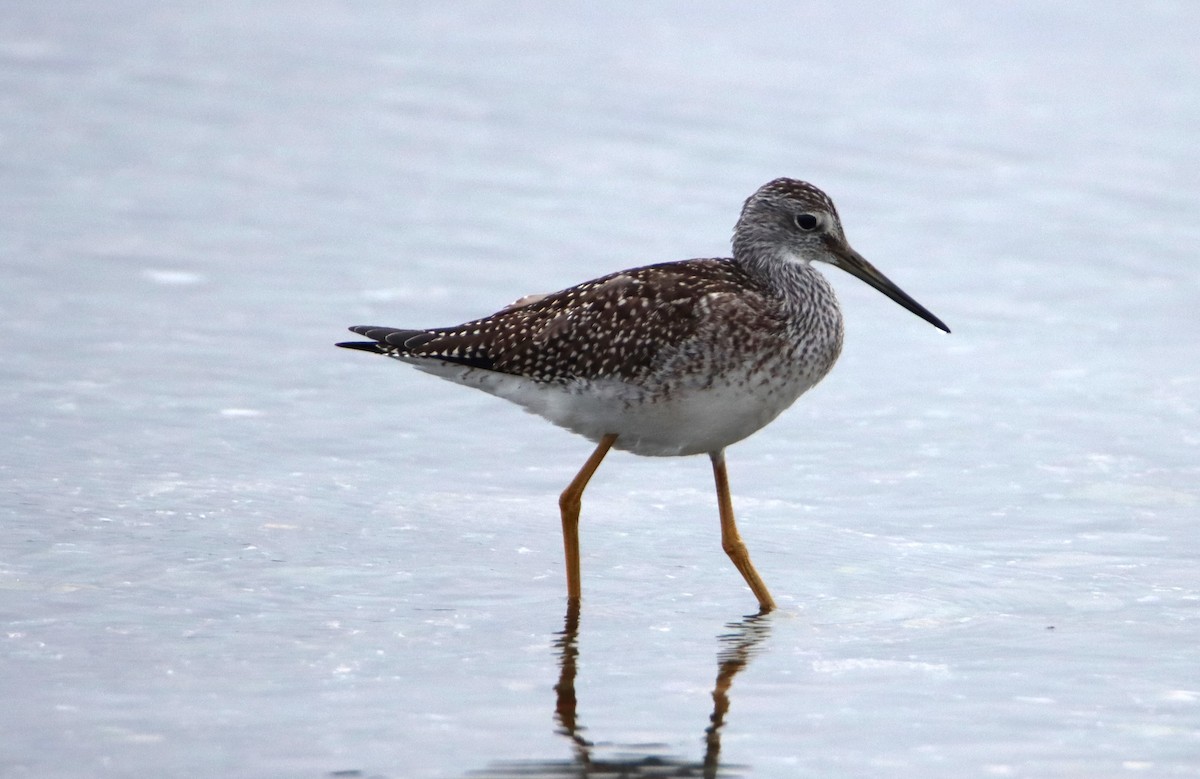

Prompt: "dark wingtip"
[338,326,393,352]
[336,340,386,353]
[337,325,437,354]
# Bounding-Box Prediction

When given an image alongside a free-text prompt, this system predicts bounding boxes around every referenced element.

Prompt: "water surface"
[2,3,1198,777]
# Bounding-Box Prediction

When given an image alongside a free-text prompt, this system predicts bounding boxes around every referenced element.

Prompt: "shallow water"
[3,3,1199,777]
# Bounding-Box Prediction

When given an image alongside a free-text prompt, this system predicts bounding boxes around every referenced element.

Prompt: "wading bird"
[338,178,949,611]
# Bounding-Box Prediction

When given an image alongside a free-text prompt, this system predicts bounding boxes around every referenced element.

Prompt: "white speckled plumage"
[338,178,948,611]
[348,257,842,456]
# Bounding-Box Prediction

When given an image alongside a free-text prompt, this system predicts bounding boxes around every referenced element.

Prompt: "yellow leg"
[710,449,776,612]
[558,434,618,604]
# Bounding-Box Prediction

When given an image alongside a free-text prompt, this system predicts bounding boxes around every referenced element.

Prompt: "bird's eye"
[794,213,819,231]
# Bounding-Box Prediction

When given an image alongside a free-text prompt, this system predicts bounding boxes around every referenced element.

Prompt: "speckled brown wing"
[348,258,779,385]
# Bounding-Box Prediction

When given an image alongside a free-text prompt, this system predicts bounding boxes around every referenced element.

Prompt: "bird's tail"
[335,326,437,355]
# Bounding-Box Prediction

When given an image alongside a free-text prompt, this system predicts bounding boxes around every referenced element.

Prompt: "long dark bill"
[824,237,950,333]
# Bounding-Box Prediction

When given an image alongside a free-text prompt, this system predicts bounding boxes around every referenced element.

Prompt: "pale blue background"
[3,3,1198,777]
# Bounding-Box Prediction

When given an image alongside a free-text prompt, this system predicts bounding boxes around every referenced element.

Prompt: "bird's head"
[734,178,950,333]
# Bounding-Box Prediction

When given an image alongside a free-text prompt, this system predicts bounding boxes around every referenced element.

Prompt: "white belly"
[409,360,823,456]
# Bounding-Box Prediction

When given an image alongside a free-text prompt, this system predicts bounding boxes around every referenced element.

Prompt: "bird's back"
[342,257,845,455]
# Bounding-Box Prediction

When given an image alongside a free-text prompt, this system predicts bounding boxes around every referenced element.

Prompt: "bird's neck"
[736,246,821,299]
[734,248,843,337]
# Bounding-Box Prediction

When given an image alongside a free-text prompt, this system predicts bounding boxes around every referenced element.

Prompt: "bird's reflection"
[471,605,771,778]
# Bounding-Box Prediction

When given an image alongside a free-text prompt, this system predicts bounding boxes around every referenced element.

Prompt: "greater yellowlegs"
[338,178,949,612]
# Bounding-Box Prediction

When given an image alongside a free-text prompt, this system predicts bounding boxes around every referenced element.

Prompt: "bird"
[337,178,949,612]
